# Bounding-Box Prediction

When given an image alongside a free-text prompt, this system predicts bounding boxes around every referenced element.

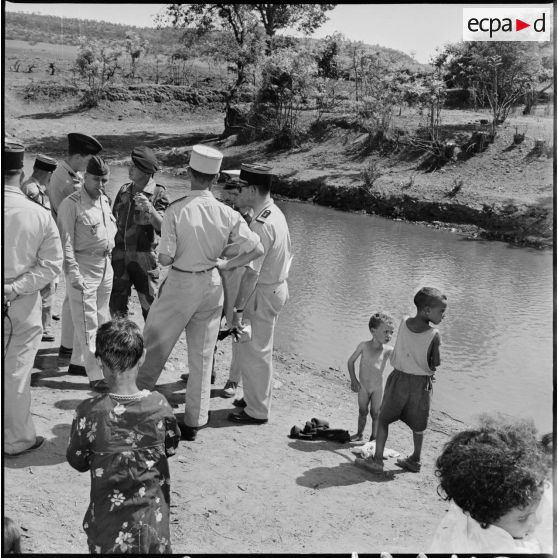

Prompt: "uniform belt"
[79,249,112,258]
[171,266,215,274]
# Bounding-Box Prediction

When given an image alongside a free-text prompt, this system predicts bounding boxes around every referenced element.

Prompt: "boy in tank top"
[355,287,447,474]
[347,312,394,442]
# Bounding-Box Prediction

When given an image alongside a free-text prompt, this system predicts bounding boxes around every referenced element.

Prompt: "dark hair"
[3,517,22,553]
[4,169,22,178]
[435,416,549,528]
[414,287,447,310]
[189,166,218,183]
[368,312,394,330]
[253,181,271,195]
[95,319,144,372]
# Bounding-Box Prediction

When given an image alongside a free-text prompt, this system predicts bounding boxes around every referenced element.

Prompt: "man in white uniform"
[136,145,263,441]
[20,154,59,342]
[228,164,292,424]
[57,156,117,392]
[4,140,63,456]
[48,133,103,362]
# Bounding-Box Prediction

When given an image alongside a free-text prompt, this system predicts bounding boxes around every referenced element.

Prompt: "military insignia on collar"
[256,209,271,223]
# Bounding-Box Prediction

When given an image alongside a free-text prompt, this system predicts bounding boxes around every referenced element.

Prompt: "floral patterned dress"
[67,390,180,554]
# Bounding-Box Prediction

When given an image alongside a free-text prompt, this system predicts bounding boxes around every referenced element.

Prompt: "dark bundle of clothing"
[289,417,350,443]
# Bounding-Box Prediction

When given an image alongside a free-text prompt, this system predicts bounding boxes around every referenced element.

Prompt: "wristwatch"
[233,307,244,313]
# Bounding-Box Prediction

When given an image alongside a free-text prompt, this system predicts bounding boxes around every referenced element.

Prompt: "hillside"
[3,27,553,248]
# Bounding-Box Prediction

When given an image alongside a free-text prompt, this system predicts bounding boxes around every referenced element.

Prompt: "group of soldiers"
[3,132,292,455]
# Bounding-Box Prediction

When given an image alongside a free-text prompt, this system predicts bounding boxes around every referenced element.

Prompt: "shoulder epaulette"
[168,195,188,207]
[255,208,272,223]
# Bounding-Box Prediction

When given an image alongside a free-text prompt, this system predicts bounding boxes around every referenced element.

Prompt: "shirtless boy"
[347,312,394,442]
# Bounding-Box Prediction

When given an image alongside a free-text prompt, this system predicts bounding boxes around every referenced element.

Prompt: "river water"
[33,162,554,432]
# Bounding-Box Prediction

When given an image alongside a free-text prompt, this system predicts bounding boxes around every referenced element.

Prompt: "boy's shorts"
[378,369,432,432]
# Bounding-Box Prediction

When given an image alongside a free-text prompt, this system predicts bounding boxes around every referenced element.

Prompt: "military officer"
[4,140,63,456]
[21,154,59,342]
[48,133,103,362]
[136,145,263,441]
[227,163,292,424]
[57,156,117,392]
[110,146,170,320]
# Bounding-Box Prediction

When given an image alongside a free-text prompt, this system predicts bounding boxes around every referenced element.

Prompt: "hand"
[3,284,18,302]
[71,276,87,291]
[215,258,228,271]
[350,378,360,393]
[231,311,243,330]
[134,193,152,213]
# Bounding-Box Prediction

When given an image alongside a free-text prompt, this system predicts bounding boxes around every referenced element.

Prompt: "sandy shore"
[4,280,466,554]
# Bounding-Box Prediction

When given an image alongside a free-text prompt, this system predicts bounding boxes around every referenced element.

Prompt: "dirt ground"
[1,78,549,553]
[4,280,466,554]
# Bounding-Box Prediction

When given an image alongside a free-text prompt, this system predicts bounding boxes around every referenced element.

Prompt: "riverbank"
[4,282,467,553]
[6,91,553,248]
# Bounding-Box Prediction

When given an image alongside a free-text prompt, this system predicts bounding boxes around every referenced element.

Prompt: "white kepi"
[189,144,223,175]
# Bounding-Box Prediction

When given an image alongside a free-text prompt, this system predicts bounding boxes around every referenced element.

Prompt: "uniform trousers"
[66,255,113,381]
[60,284,74,349]
[230,281,288,420]
[3,292,42,454]
[221,267,245,384]
[137,268,223,428]
[40,280,55,332]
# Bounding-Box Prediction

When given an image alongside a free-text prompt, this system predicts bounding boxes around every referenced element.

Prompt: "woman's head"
[95,319,144,373]
[435,416,549,539]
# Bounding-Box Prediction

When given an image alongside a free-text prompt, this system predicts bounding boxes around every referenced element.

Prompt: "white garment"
[390,316,438,375]
[429,500,543,553]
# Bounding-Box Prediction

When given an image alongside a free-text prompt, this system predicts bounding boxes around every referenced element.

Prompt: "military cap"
[189,145,223,175]
[86,155,109,176]
[131,146,159,174]
[67,133,103,155]
[34,154,58,173]
[240,163,273,188]
[3,139,25,170]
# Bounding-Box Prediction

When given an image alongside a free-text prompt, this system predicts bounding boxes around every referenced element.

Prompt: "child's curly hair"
[368,312,394,331]
[435,416,549,528]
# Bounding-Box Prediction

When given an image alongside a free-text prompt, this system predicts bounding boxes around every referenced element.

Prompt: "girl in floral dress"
[67,319,180,554]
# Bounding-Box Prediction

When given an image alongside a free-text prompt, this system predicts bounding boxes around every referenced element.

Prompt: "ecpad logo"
[463,7,552,41]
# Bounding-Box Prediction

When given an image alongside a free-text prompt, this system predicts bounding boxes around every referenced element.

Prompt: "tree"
[125,32,149,79]
[157,4,263,112]
[253,4,335,53]
[442,42,547,131]
[74,40,123,107]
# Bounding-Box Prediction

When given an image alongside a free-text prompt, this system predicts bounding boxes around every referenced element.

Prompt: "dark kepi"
[3,139,25,170]
[67,133,103,155]
[34,154,58,172]
[239,163,273,187]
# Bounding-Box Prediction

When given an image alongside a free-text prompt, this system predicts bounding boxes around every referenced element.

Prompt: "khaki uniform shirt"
[112,178,170,254]
[48,160,84,218]
[20,177,51,210]
[249,200,292,285]
[159,190,260,271]
[57,189,117,283]
[4,185,63,295]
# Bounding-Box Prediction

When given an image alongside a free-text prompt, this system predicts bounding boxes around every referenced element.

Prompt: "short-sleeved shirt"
[4,184,63,295]
[47,160,84,218]
[159,190,260,272]
[20,177,51,210]
[112,179,170,254]
[249,200,292,285]
[57,189,117,281]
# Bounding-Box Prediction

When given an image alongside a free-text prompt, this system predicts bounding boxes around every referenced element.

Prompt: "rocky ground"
[4,283,466,554]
